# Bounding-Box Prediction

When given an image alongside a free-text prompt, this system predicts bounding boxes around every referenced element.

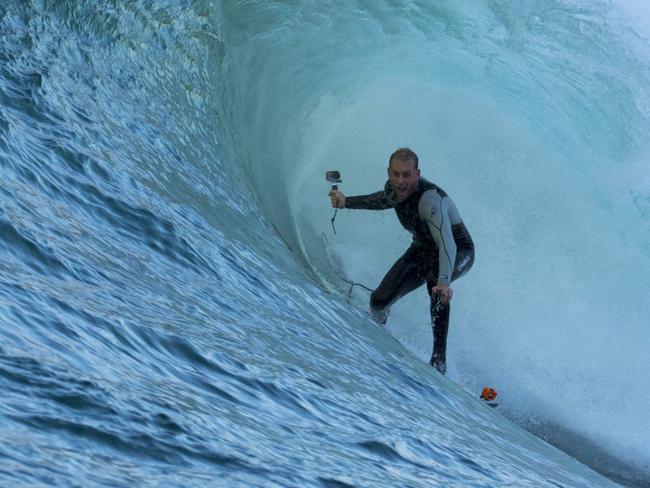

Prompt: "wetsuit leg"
[427,247,475,374]
[428,294,450,374]
[370,245,425,325]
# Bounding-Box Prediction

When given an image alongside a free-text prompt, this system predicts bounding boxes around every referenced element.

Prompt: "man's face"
[388,158,420,202]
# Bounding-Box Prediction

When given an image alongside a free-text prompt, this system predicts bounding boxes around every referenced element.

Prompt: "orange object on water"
[480,387,498,401]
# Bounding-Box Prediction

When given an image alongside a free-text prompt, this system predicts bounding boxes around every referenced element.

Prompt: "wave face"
[0,1,648,486]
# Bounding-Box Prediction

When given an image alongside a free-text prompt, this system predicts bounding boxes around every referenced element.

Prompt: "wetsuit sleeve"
[418,190,457,285]
[345,191,393,210]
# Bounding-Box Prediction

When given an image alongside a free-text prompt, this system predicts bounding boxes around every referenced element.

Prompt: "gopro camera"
[326,170,342,233]
[325,170,341,183]
[326,170,341,190]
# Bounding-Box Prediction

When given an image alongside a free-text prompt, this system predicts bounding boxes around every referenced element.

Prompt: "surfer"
[328,148,474,375]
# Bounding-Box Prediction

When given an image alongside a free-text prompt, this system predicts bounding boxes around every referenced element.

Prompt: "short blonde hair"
[389,147,419,169]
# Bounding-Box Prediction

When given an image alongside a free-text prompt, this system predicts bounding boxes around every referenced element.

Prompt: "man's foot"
[370,307,389,326]
[430,353,447,375]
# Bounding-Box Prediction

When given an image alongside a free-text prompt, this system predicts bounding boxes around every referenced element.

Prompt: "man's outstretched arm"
[328,189,393,210]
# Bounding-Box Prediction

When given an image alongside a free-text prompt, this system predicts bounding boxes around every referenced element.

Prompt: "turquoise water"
[1,1,648,486]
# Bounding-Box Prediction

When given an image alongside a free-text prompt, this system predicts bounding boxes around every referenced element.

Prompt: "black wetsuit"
[345,178,474,373]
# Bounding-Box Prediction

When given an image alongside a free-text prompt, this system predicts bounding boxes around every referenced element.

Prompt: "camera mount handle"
[325,171,342,234]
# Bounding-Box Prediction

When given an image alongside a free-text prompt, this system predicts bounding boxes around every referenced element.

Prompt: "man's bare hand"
[431,283,453,304]
[328,190,346,209]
